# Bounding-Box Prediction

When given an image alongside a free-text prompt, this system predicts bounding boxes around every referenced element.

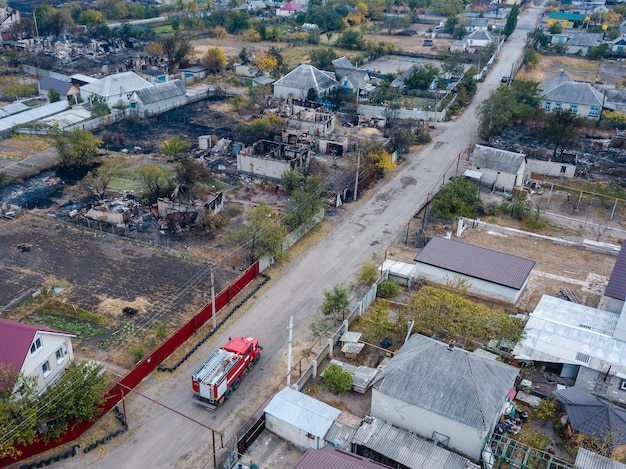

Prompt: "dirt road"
[41,6,547,469]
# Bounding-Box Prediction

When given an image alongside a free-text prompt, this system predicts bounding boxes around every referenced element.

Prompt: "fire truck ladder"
[195,349,233,384]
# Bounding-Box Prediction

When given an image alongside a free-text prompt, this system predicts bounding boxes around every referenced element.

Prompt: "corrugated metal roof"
[273,64,337,93]
[39,106,91,128]
[512,295,626,374]
[568,32,603,47]
[132,79,186,105]
[264,387,340,438]
[372,334,518,432]
[542,81,604,107]
[605,241,626,300]
[81,71,152,98]
[554,387,626,448]
[294,445,391,469]
[470,144,525,174]
[539,71,573,92]
[351,416,479,469]
[39,76,73,95]
[0,100,69,133]
[414,236,535,290]
[0,101,29,117]
[324,416,361,449]
[575,448,626,469]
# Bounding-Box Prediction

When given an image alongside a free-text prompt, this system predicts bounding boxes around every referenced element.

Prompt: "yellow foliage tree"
[343,12,366,27]
[356,1,369,16]
[205,47,227,73]
[243,29,261,42]
[360,142,395,178]
[213,25,228,40]
[255,53,278,73]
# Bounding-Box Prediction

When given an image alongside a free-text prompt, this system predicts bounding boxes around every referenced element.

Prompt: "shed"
[575,448,626,469]
[264,387,341,449]
[370,333,518,461]
[327,359,377,394]
[351,416,479,469]
[413,236,535,304]
[469,144,525,192]
[38,76,80,103]
[128,79,187,117]
[554,387,626,448]
[380,259,418,286]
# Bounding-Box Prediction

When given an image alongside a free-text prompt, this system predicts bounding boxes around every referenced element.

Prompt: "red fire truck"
[191,336,262,409]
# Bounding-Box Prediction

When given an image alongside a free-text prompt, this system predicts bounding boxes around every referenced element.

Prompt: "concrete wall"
[357,104,446,122]
[265,414,324,450]
[371,389,487,461]
[22,333,74,394]
[525,159,576,179]
[237,154,291,180]
[412,263,523,303]
[575,366,626,406]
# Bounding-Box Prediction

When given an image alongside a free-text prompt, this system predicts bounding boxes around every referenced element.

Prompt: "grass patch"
[511,425,551,451]
[21,294,114,328]
[153,25,174,34]
[24,314,105,338]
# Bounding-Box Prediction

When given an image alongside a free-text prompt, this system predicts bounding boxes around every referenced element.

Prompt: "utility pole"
[209,262,216,331]
[287,315,293,387]
[353,149,361,201]
[33,11,40,39]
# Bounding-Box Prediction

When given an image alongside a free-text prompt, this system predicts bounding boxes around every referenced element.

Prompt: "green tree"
[83,168,113,200]
[322,285,349,322]
[138,165,168,203]
[587,43,610,60]
[234,114,285,145]
[0,366,39,459]
[283,176,324,230]
[543,108,582,159]
[309,47,338,70]
[502,193,533,220]
[442,53,464,78]
[174,156,212,192]
[477,80,540,137]
[336,29,366,50]
[89,95,111,118]
[527,27,549,50]
[159,34,193,71]
[523,48,540,69]
[431,176,480,219]
[503,3,519,37]
[48,88,61,103]
[404,64,440,90]
[230,94,247,113]
[281,168,304,192]
[404,285,525,345]
[360,142,395,179]
[366,299,394,341]
[161,135,190,159]
[227,204,287,262]
[53,127,103,168]
[0,172,11,187]
[358,260,379,286]
[39,361,107,439]
[322,363,353,394]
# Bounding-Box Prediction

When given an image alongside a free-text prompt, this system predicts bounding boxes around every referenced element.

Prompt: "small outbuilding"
[413,236,535,304]
[264,387,341,450]
[469,144,525,192]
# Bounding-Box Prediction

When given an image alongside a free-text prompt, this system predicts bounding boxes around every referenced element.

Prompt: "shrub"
[377,280,399,298]
[130,344,146,364]
[322,363,353,394]
[358,261,379,286]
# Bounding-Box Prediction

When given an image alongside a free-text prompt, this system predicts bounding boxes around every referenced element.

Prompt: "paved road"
[49,5,545,469]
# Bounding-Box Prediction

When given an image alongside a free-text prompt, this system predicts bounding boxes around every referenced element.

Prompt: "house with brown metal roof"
[413,236,535,304]
[0,318,75,394]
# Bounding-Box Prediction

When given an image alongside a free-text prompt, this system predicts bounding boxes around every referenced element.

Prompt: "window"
[554,102,562,110]
[588,107,600,118]
[543,101,552,111]
[42,361,51,377]
[561,165,567,174]
[30,337,43,354]
[55,347,65,364]
[621,380,626,391]
[576,352,590,364]
[569,104,578,115]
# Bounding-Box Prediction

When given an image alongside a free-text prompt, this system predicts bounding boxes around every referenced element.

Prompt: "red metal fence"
[1,261,260,468]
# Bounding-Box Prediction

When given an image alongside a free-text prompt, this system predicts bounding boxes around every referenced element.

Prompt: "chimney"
[447,340,456,351]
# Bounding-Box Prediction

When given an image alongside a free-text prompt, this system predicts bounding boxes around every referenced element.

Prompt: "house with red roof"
[276,1,303,17]
[0,319,75,394]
